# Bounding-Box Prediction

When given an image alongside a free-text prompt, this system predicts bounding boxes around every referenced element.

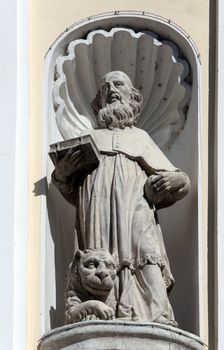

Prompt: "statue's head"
[91,71,143,129]
[66,248,117,297]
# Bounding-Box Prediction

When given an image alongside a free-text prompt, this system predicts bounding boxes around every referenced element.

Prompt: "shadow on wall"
[47,182,75,329]
[33,177,73,328]
[159,186,198,333]
[33,177,48,197]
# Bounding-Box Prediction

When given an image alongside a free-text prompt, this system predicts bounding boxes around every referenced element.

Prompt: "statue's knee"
[141,264,165,286]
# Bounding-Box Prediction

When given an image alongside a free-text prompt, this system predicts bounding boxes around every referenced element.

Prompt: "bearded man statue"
[52,71,190,326]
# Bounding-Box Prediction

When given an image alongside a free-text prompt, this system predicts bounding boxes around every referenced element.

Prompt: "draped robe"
[53,126,178,322]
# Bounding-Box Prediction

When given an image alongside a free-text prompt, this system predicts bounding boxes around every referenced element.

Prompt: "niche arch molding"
[42,11,203,336]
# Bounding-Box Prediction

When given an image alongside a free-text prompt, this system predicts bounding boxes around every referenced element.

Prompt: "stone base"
[38,321,205,350]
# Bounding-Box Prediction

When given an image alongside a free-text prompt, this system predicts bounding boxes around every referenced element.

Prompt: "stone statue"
[51,71,190,326]
[65,249,117,324]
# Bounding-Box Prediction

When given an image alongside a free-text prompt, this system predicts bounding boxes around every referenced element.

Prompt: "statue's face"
[77,250,117,296]
[100,71,133,108]
[91,70,142,129]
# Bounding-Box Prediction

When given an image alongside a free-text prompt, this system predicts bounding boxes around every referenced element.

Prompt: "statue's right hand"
[54,148,83,179]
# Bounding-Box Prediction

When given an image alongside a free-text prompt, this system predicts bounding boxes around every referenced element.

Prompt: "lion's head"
[66,248,117,298]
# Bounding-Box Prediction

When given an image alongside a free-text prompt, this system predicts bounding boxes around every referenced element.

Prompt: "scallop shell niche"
[53,27,191,151]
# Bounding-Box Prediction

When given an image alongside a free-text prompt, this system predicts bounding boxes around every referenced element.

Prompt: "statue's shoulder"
[132,126,148,136]
[79,129,94,137]
[79,128,114,153]
[130,126,151,142]
[80,128,113,136]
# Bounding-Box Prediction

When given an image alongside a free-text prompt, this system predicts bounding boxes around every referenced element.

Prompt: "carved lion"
[65,248,117,324]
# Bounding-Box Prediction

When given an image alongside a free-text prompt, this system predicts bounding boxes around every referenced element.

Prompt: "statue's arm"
[144,171,190,209]
[51,148,83,205]
[51,170,77,205]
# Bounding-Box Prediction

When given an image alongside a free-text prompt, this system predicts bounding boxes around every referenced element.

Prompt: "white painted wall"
[0,0,29,349]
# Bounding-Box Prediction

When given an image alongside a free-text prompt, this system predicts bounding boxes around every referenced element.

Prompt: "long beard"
[97,100,139,129]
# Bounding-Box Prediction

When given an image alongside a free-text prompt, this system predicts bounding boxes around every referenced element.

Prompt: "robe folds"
[52,126,177,322]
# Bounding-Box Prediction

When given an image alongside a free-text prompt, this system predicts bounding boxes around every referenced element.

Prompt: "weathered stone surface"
[38,321,205,350]
[52,71,190,325]
[65,249,117,324]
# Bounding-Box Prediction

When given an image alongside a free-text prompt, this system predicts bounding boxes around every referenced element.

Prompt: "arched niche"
[42,11,202,335]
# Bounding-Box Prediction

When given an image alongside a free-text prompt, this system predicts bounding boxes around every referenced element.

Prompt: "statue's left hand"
[144,171,190,208]
[151,171,187,194]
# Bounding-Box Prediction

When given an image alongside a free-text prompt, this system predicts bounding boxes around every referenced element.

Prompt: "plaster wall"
[0,1,17,348]
[28,1,209,349]
[0,1,28,349]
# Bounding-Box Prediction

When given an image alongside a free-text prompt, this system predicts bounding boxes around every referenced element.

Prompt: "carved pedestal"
[38,321,205,350]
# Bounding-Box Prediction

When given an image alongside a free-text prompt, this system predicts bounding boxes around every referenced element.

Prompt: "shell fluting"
[53,27,191,150]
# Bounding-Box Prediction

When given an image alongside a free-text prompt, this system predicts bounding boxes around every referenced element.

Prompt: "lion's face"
[76,249,117,297]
